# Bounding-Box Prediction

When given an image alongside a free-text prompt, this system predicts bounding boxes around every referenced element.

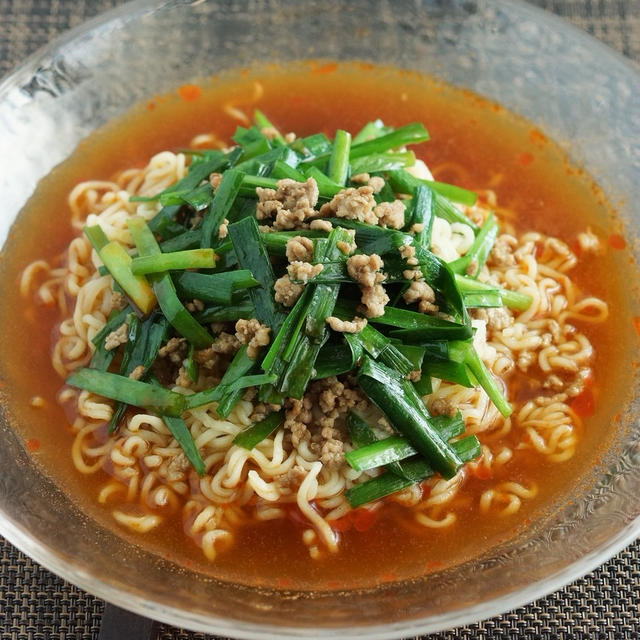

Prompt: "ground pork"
[256,178,319,230]
[346,254,386,288]
[319,186,377,224]
[326,316,367,333]
[104,321,129,351]
[158,337,187,364]
[175,366,194,389]
[374,200,406,229]
[249,401,282,423]
[274,275,304,307]
[351,173,385,193]
[287,261,323,283]
[430,397,456,417]
[235,318,271,359]
[309,219,332,232]
[283,377,367,468]
[193,332,240,369]
[489,234,518,267]
[478,306,514,332]
[409,222,424,235]
[360,284,390,318]
[346,253,389,318]
[128,365,145,381]
[403,280,438,314]
[185,298,205,313]
[218,219,229,239]
[399,244,419,266]
[209,173,223,189]
[285,235,315,262]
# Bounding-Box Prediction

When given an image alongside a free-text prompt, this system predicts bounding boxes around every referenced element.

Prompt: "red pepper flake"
[608,234,626,250]
[276,577,293,588]
[26,438,40,452]
[178,84,202,102]
[351,507,377,532]
[147,101,156,111]
[517,152,534,166]
[570,388,595,418]
[473,464,492,480]
[379,571,398,582]
[328,514,352,533]
[311,62,338,75]
[632,317,640,338]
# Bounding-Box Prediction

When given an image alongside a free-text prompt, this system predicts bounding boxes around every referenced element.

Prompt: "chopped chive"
[454,274,532,311]
[233,409,285,450]
[200,169,244,249]
[357,357,462,479]
[98,241,157,315]
[130,248,216,275]
[66,368,186,416]
[227,216,286,332]
[328,129,351,186]
[127,217,213,348]
[163,415,206,475]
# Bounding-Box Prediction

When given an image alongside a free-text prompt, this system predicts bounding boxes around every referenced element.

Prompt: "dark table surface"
[1,1,639,639]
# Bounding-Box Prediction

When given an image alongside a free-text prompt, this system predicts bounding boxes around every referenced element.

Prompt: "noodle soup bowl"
[0,0,639,637]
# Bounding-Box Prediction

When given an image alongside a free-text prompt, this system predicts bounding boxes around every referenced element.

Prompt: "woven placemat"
[1,1,639,638]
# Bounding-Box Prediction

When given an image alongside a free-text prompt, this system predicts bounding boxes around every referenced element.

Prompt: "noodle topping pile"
[21,113,608,561]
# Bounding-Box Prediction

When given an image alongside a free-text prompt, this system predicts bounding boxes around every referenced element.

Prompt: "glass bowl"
[1,0,639,637]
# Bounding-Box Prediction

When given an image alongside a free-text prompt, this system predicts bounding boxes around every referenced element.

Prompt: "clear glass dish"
[0,0,639,637]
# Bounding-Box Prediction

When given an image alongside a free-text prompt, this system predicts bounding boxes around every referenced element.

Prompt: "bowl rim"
[1,0,639,637]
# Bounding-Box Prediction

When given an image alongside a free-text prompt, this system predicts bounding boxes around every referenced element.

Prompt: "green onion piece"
[185,372,277,410]
[386,168,477,206]
[174,270,259,306]
[345,435,481,508]
[130,248,216,275]
[423,360,475,387]
[449,212,499,276]
[233,409,285,450]
[313,341,360,379]
[196,299,254,323]
[350,151,415,175]
[215,345,255,418]
[200,169,245,249]
[357,357,462,479]
[463,291,504,308]
[328,129,351,186]
[84,224,109,252]
[159,228,202,252]
[271,160,307,182]
[127,217,213,348]
[454,274,532,311]
[452,340,512,417]
[302,123,429,168]
[132,152,227,203]
[410,185,435,249]
[352,119,393,144]
[89,307,132,370]
[66,368,186,416]
[346,436,415,471]
[227,216,286,332]
[303,166,343,197]
[98,241,157,315]
[253,110,286,145]
[163,415,206,475]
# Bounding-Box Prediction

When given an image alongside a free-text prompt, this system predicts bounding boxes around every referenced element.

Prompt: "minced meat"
[274,274,304,307]
[403,281,438,314]
[285,235,315,262]
[374,200,406,229]
[326,316,367,333]
[319,186,377,224]
[235,318,271,359]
